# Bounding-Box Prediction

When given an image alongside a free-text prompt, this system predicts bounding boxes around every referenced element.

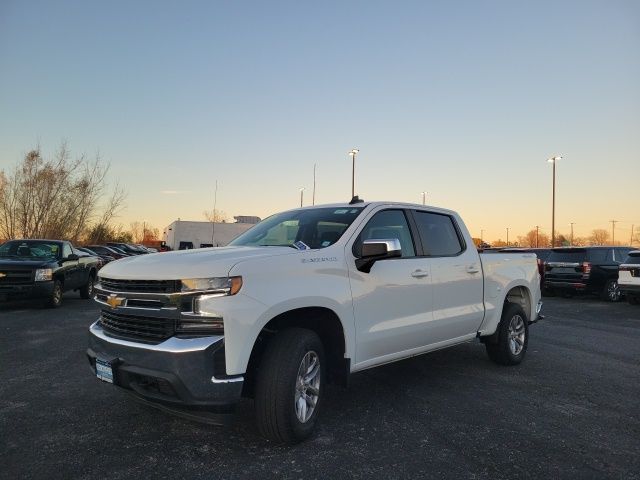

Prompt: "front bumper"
[87,320,243,412]
[0,281,54,301]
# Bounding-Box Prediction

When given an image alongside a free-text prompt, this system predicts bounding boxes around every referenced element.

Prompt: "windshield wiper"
[258,244,299,249]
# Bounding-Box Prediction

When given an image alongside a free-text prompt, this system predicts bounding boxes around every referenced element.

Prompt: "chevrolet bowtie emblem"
[0,272,6,278]
[106,294,126,309]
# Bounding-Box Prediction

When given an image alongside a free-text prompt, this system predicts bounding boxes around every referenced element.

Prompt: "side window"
[354,210,415,258]
[413,211,464,256]
[62,243,73,258]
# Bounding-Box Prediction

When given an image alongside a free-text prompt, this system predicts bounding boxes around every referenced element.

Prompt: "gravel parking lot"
[1,295,639,480]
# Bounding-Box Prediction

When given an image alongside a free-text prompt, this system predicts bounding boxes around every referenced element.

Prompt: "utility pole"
[300,188,304,207]
[535,225,539,248]
[481,229,484,243]
[632,225,635,247]
[570,222,575,246]
[312,164,316,206]
[610,220,618,245]
[506,227,509,246]
[212,181,218,244]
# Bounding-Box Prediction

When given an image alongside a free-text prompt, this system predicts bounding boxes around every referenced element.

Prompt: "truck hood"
[0,257,55,268]
[97,246,296,280]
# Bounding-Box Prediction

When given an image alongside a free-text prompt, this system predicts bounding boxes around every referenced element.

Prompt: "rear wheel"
[254,328,325,443]
[486,303,528,366]
[602,280,621,302]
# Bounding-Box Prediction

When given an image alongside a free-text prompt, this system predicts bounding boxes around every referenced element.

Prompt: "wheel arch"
[242,306,349,397]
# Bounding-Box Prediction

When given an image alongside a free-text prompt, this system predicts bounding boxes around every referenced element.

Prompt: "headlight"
[34,269,53,282]
[180,276,242,295]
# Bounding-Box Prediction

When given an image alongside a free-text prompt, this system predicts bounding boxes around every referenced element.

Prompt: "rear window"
[624,251,640,265]
[587,249,609,263]
[547,249,587,263]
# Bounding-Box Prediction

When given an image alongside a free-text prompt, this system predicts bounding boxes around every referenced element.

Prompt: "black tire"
[486,302,529,366]
[601,279,621,302]
[46,279,63,308]
[80,272,96,299]
[254,328,325,444]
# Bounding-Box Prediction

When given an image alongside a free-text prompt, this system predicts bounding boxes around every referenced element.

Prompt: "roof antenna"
[349,195,364,205]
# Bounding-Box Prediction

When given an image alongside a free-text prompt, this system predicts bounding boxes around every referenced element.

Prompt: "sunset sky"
[1,0,638,243]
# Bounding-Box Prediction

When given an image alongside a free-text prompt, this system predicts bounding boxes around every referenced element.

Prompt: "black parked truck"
[543,246,632,302]
[0,239,99,307]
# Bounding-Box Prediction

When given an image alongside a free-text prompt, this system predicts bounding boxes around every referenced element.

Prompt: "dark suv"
[543,246,632,302]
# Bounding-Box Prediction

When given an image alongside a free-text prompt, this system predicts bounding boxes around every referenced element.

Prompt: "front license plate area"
[96,358,114,384]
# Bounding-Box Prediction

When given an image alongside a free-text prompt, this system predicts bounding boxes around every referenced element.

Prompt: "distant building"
[234,215,261,224]
[163,219,256,250]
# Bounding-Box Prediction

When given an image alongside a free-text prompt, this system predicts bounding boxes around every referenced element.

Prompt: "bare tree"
[518,229,551,248]
[0,143,126,242]
[589,229,609,246]
[203,209,228,223]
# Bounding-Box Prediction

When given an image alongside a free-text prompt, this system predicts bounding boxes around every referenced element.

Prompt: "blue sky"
[1,0,639,242]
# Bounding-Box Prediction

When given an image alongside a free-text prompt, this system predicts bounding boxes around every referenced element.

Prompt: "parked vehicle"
[77,247,114,268]
[0,239,99,307]
[87,201,542,443]
[544,246,633,301]
[618,250,640,305]
[85,245,129,260]
[106,242,148,255]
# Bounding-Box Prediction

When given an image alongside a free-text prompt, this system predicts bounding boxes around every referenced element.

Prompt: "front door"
[348,208,434,367]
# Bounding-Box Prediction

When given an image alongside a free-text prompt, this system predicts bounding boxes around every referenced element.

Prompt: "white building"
[163,218,259,250]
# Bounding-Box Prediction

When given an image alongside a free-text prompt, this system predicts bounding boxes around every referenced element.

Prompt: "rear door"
[545,249,587,283]
[409,209,484,342]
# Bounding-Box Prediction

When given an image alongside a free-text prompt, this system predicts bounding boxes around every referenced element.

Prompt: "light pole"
[481,229,484,243]
[535,225,540,248]
[300,187,304,207]
[421,191,427,205]
[547,155,562,247]
[610,219,617,245]
[349,149,359,198]
[312,164,316,206]
[506,227,509,246]
[569,222,575,246]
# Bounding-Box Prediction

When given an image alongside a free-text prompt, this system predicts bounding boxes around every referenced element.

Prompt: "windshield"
[0,240,62,259]
[230,207,365,249]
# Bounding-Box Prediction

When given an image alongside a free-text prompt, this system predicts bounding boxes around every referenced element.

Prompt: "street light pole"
[481,229,484,243]
[349,149,359,198]
[610,219,617,245]
[569,222,575,246]
[300,188,304,208]
[506,227,509,246]
[421,191,427,205]
[535,225,539,248]
[547,156,562,247]
[312,163,316,206]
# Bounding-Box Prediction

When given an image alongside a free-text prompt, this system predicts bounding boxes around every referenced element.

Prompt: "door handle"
[466,265,480,274]
[411,269,429,278]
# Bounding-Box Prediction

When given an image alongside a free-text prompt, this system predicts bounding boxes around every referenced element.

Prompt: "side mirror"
[356,238,402,273]
[66,253,79,261]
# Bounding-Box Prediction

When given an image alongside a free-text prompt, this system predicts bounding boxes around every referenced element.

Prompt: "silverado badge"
[106,294,126,309]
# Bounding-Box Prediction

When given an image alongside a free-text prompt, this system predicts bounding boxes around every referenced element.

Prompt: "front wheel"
[46,280,63,308]
[80,273,95,299]
[254,328,325,443]
[486,303,529,365]
[602,280,621,302]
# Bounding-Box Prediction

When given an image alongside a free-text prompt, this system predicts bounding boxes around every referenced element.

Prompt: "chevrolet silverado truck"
[0,239,99,307]
[87,201,542,443]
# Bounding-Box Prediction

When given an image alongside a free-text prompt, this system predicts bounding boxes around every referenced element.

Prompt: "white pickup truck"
[87,200,542,443]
